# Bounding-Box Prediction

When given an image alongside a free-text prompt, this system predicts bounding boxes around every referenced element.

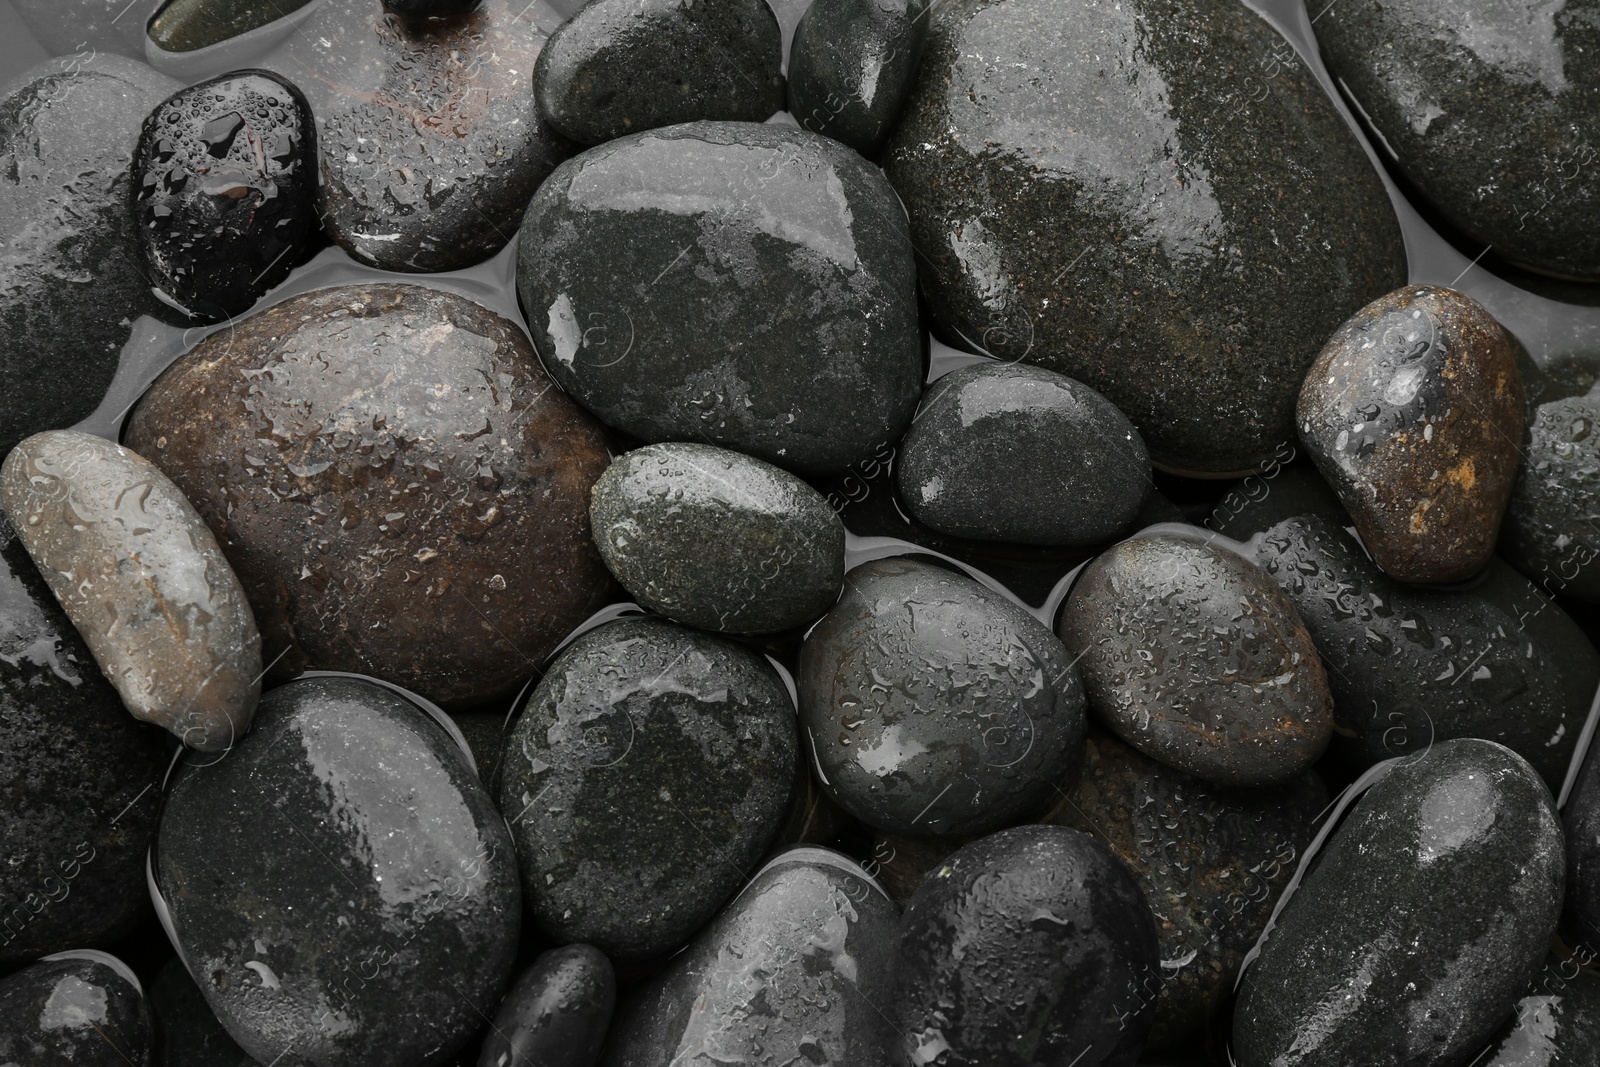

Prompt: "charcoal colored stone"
[895,362,1152,546]
[797,556,1086,837]
[0,431,262,752]
[156,676,521,1066]
[451,710,508,791]
[895,824,1161,1067]
[515,120,923,477]
[0,507,168,965]
[532,0,784,145]
[149,956,254,1067]
[477,945,614,1067]
[1234,739,1564,1067]
[1298,285,1525,584]
[498,616,797,963]
[1212,465,1599,794]
[12,0,163,56]
[0,55,181,457]
[385,0,483,15]
[1042,728,1326,1053]
[1059,533,1334,787]
[132,70,318,323]
[1563,731,1600,959]
[270,0,572,272]
[882,0,1407,474]
[1316,0,1600,280]
[1503,368,1600,603]
[124,284,615,711]
[601,847,900,1067]
[0,953,153,1064]
[787,0,927,157]
[1473,956,1600,1067]
[147,0,315,52]
[589,442,845,634]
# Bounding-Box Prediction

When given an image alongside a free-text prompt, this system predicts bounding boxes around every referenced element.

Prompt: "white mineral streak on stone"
[0,430,261,751]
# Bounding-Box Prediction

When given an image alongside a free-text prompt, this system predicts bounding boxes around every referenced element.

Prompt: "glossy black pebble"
[1473,955,1600,1066]
[0,952,154,1065]
[788,0,928,158]
[477,945,615,1067]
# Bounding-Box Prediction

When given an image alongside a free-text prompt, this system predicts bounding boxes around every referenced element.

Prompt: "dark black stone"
[477,945,614,1067]
[498,616,797,963]
[0,953,154,1065]
[384,0,483,17]
[1503,363,1600,604]
[0,55,181,457]
[515,120,923,477]
[1316,0,1600,280]
[149,956,254,1067]
[895,824,1161,1067]
[1562,729,1600,958]
[269,0,573,272]
[1473,956,1600,1067]
[895,362,1152,546]
[1234,739,1563,1067]
[147,0,316,52]
[797,556,1086,837]
[156,676,521,1064]
[132,70,318,324]
[0,507,168,966]
[1212,465,1600,794]
[532,0,784,145]
[788,0,928,158]
[589,442,845,634]
[882,0,1407,475]
[601,847,900,1067]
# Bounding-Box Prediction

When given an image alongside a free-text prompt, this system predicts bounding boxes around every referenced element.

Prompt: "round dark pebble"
[1474,955,1600,1067]
[476,945,615,1067]
[788,0,928,158]
[0,952,154,1065]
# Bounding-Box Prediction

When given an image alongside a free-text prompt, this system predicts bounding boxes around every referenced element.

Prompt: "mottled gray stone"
[788,0,928,157]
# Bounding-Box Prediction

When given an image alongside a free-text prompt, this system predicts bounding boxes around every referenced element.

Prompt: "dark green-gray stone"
[532,0,784,145]
[0,507,168,966]
[1316,0,1600,280]
[150,957,254,1067]
[882,0,1407,474]
[1212,465,1600,793]
[0,953,153,1064]
[895,362,1152,546]
[498,616,798,963]
[788,0,928,157]
[1503,361,1600,603]
[148,0,314,52]
[1472,955,1600,1066]
[1234,739,1563,1067]
[515,120,923,477]
[589,442,845,634]
[156,676,521,1065]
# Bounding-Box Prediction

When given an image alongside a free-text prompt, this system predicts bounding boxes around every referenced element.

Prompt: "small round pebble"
[477,945,615,1067]
[0,952,154,1065]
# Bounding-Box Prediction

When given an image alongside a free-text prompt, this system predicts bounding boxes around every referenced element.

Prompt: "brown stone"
[125,284,615,710]
[1297,285,1525,584]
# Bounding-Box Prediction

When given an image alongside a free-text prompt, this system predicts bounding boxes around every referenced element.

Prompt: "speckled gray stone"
[798,556,1086,837]
[0,954,153,1064]
[498,616,797,963]
[515,120,923,477]
[589,443,845,634]
[896,362,1152,546]
[157,676,521,1066]
[883,0,1407,474]
[477,946,615,1067]
[788,0,928,157]
[532,0,784,145]
[1059,533,1334,787]
[601,847,900,1067]
[1316,0,1600,280]
[1234,739,1563,1067]
[0,431,262,752]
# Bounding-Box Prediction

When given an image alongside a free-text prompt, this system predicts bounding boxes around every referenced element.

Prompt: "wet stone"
[1503,371,1600,603]
[601,847,901,1067]
[0,55,181,457]
[589,442,845,634]
[384,0,484,16]
[788,0,928,157]
[1059,534,1333,787]
[0,953,153,1064]
[882,0,1406,475]
[149,956,255,1067]
[1212,465,1598,794]
[1042,729,1326,1053]
[498,616,797,963]
[148,0,317,52]
[477,945,615,1067]
[0,431,262,752]
[0,507,168,964]
[1562,729,1600,958]
[132,70,319,324]
[1234,739,1564,1067]
[532,0,784,145]
[1316,0,1600,280]
[797,556,1086,837]
[1474,956,1600,1067]
[516,120,923,477]
[896,824,1161,1067]
[895,362,1152,546]
[11,0,164,57]
[156,676,521,1066]
[270,0,573,272]
[1298,285,1525,584]
[124,284,614,711]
